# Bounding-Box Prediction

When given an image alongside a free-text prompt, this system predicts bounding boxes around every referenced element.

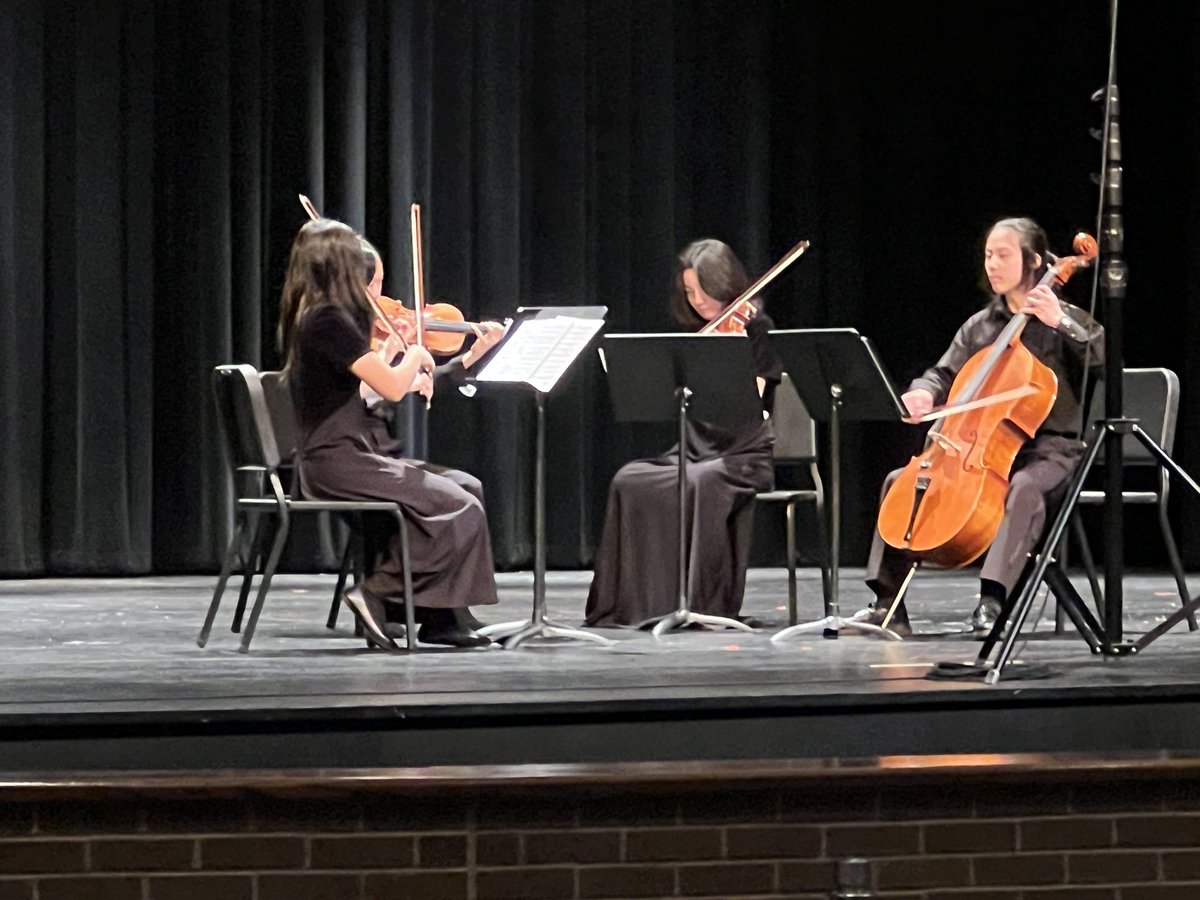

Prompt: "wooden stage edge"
[4,752,1200,800]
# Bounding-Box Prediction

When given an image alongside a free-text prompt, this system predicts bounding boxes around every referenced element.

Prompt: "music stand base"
[772,615,904,642]
[481,617,614,649]
[479,620,527,640]
[643,610,756,636]
[506,617,615,649]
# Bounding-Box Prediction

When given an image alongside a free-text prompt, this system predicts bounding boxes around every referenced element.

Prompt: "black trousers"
[865,434,1084,603]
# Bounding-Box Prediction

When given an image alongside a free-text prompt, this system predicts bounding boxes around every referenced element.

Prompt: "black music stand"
[600,334,763,635]
[471,307,614,650]
[766,329,910,642]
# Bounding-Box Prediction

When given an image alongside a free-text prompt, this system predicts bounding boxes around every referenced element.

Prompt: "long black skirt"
[296,396,498,610]
[585,419,774,626]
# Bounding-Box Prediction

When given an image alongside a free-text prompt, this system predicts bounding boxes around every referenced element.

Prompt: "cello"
[876,232,1098,567]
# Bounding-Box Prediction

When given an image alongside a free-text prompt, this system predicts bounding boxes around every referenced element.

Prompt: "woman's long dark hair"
[277,218,373,372]
[669,238,752,329]
[983,216,1050,294]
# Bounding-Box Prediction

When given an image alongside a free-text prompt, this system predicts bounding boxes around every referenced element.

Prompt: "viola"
[875,233,1098,567]
[699,239,809,335]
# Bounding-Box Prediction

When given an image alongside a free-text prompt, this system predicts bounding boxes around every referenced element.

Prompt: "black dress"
[363,354,486,508]
[290,304,498,611]
[585,314,783,626]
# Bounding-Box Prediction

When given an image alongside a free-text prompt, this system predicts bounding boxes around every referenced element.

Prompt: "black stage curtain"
[3,0,1199,575]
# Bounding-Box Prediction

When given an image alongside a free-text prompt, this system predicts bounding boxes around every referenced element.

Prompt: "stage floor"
[3,567,1200,770]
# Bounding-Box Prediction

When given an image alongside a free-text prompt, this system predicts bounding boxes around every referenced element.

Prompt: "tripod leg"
[1158,498,1197,631]
[786,499,798,626]
[1134,594,1200,651]
[1044,564,1104,653]
[985,435,1108,681]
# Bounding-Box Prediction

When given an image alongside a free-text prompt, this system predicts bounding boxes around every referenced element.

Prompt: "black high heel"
[343,587,399,651]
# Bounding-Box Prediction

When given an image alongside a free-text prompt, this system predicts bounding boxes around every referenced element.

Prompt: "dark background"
[2,0,1196,576]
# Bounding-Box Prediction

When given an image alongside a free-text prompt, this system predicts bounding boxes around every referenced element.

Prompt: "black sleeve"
[308,306,371,373]
[746,313,783,385]
[433,354,468,385]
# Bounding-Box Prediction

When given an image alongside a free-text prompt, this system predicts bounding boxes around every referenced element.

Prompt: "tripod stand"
[981,417,1200,682]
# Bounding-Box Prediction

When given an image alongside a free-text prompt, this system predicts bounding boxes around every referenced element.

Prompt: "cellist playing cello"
[856,217,1104,637]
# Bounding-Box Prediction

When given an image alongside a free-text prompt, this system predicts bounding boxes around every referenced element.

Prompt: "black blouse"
[909,295,1105,436]
[289,305,371,435]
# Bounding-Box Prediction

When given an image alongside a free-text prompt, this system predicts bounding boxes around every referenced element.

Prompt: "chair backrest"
[1084,367,1180,462]
[259,370,298,463]
[772,372,819,463]
[211,364,282,474]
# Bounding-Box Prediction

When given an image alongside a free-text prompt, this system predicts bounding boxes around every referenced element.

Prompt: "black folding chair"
[199,364,417,652]
[1070,367,1196,629]
[754,372,832,625]
[259,370,361,632]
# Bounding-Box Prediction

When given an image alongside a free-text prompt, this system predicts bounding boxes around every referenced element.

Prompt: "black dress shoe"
[457,609,487,631]
[416,621,492,648]
[970,597,1003,633]
[343,587,399,651]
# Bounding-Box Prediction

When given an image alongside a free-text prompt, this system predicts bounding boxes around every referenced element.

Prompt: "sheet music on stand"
[474,308,605,394]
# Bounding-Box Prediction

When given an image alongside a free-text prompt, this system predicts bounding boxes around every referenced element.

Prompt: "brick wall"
[3,763,1200,899]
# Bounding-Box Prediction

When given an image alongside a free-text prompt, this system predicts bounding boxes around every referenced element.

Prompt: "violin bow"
[296,193,409,352]
[409,203,432,409]
[698,239,810,334]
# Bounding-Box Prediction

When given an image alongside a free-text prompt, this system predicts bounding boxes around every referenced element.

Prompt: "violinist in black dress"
[277,218,498,648]
[585,239,782,627]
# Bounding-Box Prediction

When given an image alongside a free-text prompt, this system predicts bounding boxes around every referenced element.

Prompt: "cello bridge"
[929,432,962,456]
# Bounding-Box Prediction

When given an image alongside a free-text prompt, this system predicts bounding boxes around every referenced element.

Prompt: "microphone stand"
[984,0,1200,679]
[1095,0,1126,647]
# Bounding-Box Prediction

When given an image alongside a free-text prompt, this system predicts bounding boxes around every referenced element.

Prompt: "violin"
[370,295,476,356]
[875,232,1098,567]
[298,193,480,357]
[699,239,810,335]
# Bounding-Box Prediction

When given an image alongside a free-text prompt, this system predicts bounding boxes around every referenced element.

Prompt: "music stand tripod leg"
[773,386,905,644]
[638,386,750,636]
[502,391,614,650]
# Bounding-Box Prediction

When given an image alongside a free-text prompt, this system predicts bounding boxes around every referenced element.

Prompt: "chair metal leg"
[232,516,268,633]
[198,514,248,648]
[396,512,417,651]
[328,529,357,630]
[785,500,797,626]
[812,482,832,618]
[238,516,290,653]
[1158,500,1197,631]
